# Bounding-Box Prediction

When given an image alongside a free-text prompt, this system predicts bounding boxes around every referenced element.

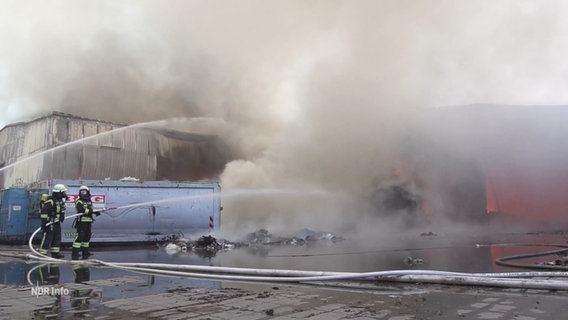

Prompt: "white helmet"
[79,185,90,192]
[52,184,68,193]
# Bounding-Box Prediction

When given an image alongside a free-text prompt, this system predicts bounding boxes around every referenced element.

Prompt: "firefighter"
[39,184,68,259]
[72,185,100,260]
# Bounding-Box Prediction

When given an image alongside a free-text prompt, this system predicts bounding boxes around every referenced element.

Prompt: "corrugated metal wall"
[0,112,231,188]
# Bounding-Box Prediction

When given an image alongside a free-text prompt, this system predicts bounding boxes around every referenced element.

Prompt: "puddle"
[2,230,567,286]
[1,230,568,319]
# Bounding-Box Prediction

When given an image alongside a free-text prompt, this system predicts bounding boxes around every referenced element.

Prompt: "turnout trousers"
[39,223,62,255]
[72,221,92,254]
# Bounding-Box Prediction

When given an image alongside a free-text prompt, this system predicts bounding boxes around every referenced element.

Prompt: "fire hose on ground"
[19,218,568,291]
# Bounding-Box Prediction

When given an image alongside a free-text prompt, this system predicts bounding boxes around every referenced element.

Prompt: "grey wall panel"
[53,117,69,144]
[63,144,83,179]
[22,119,49,155]
[67,120,83,142]
[97,129,124,149]
[94,148,111,179]
[49,149,66,179]
[81,146,99,179]
[122,129,136,150]
[82,122,99,138]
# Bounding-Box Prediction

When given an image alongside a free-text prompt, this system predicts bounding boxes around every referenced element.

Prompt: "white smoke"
[2,1,568,236]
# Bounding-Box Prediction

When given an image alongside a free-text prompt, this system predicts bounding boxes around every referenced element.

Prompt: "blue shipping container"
[0,188,29,242]
[37,179,222,243]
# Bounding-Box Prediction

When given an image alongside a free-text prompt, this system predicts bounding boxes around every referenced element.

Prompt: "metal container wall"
[34,179,222,243]
[0,188,29,242]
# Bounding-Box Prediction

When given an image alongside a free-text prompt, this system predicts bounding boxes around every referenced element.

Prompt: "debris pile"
[242,228,344,246]
[158,228,344,257]
[403,256,425,266]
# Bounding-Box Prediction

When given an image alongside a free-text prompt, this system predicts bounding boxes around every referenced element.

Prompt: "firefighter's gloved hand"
[41,221,48,231]
[94,211,101,216]
[59,213,65,223]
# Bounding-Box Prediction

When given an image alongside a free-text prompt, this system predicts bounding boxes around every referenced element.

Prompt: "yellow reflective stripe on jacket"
[80,216,94,222]
[76,199,94,223]
[54,200,62,219]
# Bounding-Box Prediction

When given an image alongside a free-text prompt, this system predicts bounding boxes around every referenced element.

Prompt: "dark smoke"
[2,1,568,237]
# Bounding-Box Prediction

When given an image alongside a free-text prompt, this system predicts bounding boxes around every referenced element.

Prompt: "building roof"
[0,111,125,132]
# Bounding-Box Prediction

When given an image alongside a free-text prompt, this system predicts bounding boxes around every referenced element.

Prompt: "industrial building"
[0,111,232,188]
[0,112,231,242]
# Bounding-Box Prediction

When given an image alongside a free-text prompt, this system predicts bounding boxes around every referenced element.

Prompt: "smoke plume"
[2,1,568,237]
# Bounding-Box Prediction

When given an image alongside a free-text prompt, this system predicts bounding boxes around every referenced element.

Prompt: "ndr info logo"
[31,282,70,298]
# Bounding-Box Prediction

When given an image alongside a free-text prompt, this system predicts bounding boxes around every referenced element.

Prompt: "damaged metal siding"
[0,112,140,187]
[0,112,231,188]
[0,121,47,187]
[78,128,157,180]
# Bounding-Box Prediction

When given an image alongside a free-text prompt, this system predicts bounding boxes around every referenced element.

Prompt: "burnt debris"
[158,228,344,257]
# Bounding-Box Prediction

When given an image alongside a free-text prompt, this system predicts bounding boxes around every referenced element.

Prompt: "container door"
[0,189,28,240]
[6,203,26,236]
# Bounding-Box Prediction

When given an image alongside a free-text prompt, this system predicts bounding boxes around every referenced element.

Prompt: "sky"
[2,1,568,236]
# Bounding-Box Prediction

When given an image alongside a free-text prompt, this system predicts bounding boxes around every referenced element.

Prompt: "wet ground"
[2,226,568,319]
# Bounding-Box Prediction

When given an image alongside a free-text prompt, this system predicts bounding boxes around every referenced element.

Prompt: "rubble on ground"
[158,228,344,257]
[242,228,344,246]
[403,256,425,266]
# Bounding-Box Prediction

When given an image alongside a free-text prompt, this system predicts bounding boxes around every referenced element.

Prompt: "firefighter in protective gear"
[72,186,100,260]
[39,184,68,259]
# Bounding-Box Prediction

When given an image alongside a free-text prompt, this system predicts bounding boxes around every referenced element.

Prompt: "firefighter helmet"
[52,184,68,193]
[79,185,90,199]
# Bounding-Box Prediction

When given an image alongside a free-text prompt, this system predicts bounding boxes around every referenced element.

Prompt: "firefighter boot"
[81,248,92,259]
[51,252,65,259]
[72,248,81,260]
